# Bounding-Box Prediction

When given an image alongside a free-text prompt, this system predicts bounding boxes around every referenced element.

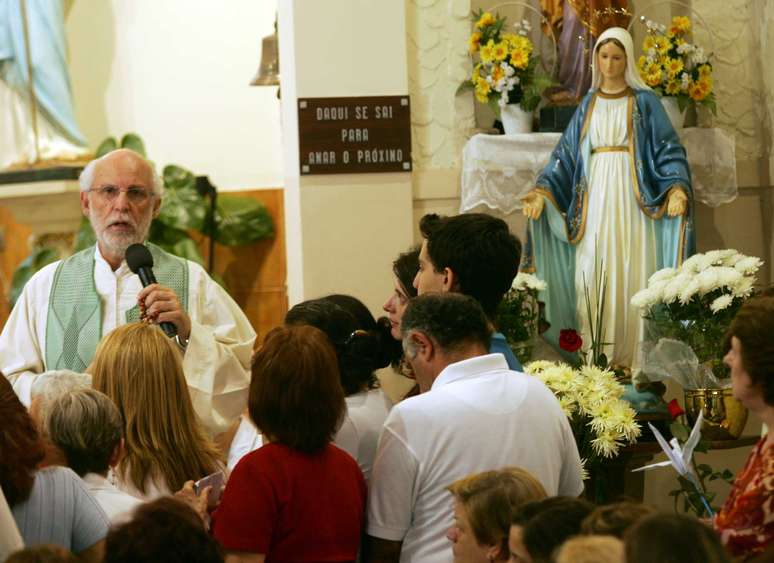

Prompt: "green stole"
[45,243,189,371]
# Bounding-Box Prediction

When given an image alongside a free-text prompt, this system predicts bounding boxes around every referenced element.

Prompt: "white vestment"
[575,95,657,370]
[0,245,255,435]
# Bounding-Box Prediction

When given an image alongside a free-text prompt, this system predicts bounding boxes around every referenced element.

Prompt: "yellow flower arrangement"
[637,16,717,115]
[525,361,641,467]
[462,10,553,113]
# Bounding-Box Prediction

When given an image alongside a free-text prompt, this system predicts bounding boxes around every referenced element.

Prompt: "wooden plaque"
[298,96,412,175]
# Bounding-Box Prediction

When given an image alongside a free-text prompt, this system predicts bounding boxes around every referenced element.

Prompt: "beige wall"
[65,0,283,190]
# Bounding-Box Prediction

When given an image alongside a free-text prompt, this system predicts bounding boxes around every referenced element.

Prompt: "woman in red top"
[715,296,774,559]
[212,325,366,563]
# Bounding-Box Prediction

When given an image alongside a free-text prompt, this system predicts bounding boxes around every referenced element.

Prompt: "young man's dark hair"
[401,293,492,354]
[418,213,521,320]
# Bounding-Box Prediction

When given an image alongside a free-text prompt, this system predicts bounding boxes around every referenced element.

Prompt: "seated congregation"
[2,153,774,562]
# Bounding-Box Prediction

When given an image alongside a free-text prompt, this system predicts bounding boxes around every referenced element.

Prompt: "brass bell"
[250,19,279,86]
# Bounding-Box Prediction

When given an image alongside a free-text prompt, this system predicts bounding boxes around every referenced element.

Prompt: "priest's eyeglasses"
[87,186,155,203]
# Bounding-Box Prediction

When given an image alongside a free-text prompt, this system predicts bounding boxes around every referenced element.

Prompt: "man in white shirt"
[365,293,583,563]
[0,149,254,434]
[46,388,141,522]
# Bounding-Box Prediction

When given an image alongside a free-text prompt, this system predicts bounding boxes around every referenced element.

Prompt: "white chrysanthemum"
[512,273,547,292]
[591,431,621,459]
[716,267,744,289]
[648,267,677,285]
[680,253,705,273]
[721,251,743,267]
[678,278,701,305]
[732,277,755,298]
[695,269,720,295]
[662,274,691,304]
[734,256,763,276]
[703,249,724,265]
[631,288,657,310]
[579,459,590,481]
[710,294,733,313]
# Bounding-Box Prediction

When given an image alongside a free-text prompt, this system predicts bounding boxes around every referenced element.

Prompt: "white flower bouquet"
[525,361,641,469]
[497,273,546,364]
[631,249,762,386]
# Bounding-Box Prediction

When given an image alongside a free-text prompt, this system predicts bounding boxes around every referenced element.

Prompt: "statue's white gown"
[575,94,658,369]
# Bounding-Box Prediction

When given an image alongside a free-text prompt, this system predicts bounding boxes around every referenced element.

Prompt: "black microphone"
[125,243,177,338]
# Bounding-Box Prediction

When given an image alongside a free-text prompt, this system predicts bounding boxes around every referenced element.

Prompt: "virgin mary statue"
[0,0,89,169]
[520,27,694,373]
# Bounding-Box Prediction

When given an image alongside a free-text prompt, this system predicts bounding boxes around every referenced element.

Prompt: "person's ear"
[485,543,501,562]
[411,330,434,363]
[80,190,91,217]
[109,438,126,468]
[442,267,457,292]
[152,195,162,218]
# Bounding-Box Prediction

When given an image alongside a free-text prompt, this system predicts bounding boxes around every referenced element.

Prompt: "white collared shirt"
[367,353,583,563]
[0,245,256,435]
[82,472,142,523]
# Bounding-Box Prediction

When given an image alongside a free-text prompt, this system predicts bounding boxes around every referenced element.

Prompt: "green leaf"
[721,469,734,481]
[148,222,205,266]
[212,195,274,246]
[157,165,207,231]
[95,137,117,158]
[120,133,146,157]
[669,422,690,442]
[73,217,97,252]
[10,247,61,305]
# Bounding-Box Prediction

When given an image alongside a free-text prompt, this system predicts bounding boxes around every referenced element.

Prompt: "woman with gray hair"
[46,389,141,522]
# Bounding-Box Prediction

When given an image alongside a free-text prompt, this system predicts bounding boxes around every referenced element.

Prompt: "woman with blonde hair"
[446,467,547,563]
[91,323,222,499]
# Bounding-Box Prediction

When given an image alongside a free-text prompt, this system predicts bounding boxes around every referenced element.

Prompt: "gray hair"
[46,388,123,477]
[30,370,92,430]
[79,150,165,198]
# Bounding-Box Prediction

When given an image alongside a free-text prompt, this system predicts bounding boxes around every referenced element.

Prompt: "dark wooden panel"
[298,95,412,175]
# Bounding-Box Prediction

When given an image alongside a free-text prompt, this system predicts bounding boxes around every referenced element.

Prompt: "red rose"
[667,398,685,419]
[559,329,583,353]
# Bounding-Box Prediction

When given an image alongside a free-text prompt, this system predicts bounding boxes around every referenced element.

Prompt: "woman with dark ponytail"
[285,296,393,483]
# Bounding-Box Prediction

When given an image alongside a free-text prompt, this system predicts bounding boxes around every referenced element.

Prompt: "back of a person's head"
[581,501,656,538]
[249,324,345,454]
[4,545,78,563]
[514,496,594,563]
[0,374,45,507]
[45,388,122,477]
[401,293,492,355]
[90,323,219,494]
[448,467,547,558]
[624,513,730,563]
[419,213,521,319]
[28,370,91,429]
[104,497,223,563]
[286,297,392,395]
[555,535,624,563]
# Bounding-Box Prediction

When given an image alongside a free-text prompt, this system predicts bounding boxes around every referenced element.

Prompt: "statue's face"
[597,41,627,84]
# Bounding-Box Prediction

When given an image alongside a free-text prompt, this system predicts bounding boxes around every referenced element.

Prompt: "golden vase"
[684,389,748,440]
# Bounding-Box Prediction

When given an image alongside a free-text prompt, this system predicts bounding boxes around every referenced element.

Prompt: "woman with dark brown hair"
[0,375,108,561]
[212,325,366,562]
[714,296,774,559]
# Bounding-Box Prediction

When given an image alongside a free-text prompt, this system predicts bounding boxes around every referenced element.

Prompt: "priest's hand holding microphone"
[126,244,191,347]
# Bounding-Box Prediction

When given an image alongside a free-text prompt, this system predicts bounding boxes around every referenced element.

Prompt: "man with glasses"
[0,149,256,436]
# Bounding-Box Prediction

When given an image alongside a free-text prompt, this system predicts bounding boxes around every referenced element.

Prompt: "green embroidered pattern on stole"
[45,243,189,371]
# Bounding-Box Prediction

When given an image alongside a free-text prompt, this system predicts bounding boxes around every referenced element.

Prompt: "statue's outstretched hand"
[666,190,688,217]
[522,190,545,220]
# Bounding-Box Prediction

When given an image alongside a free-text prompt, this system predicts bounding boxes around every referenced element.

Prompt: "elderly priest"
[0,149,255,435]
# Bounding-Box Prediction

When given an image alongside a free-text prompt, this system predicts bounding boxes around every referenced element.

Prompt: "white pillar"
[278,0,414,312]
